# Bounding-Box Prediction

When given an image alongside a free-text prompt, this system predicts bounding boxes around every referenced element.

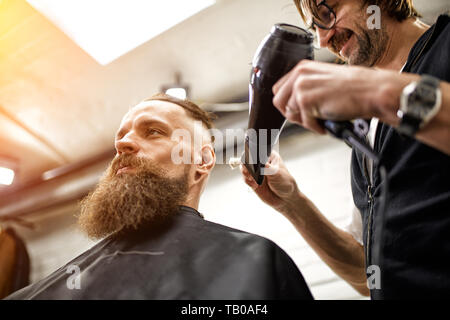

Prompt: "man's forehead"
[120,100,189,126]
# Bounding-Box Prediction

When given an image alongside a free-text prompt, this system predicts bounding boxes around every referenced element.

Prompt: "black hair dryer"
[242,24,314,185]
[242,23,377,185]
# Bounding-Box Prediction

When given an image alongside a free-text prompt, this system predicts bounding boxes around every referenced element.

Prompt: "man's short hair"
[294,0,421,24]
[143,93,217,132]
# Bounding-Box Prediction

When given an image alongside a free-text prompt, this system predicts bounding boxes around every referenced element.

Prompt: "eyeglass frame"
[309,0,337,31]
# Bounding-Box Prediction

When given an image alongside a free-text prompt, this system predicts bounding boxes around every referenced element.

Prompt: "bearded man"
[5,93,313,300]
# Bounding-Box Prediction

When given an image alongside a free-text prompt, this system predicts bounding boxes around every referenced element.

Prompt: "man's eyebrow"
[136,118,172,131]
[115,117,174,140]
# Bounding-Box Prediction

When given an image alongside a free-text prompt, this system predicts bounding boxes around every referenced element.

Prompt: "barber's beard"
[78,155,189,240]
[331,21,389,67]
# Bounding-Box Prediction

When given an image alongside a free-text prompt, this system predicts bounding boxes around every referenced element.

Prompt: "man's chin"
[334,47,366,66]
[348,52,373,67]
[347,53,358,65]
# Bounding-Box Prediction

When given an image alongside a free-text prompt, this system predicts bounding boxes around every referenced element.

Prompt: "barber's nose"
[317,27,335,48]
[115,134,140,155]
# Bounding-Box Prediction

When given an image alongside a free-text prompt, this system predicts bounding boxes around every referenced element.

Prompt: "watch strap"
[397,112,422,136]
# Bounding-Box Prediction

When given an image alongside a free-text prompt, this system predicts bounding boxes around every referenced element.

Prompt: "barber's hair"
[143,93,217,131]
[294,0,421,24]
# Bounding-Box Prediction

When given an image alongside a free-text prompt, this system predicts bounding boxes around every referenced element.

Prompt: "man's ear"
[194,144,215,181]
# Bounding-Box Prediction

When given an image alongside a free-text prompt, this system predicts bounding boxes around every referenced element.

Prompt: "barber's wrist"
[373,73,420,127]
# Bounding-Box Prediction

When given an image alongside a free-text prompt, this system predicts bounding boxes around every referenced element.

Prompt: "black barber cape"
[351,14,450,299]
[6,206,313,300]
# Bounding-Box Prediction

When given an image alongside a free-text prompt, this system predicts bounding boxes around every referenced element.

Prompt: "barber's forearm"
[375,74,450,155]
[280,190,369,296]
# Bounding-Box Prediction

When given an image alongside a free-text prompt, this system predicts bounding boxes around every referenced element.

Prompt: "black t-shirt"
[351,14,450,299]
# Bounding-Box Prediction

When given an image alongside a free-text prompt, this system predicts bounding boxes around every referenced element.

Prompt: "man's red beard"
[78,154,189,239]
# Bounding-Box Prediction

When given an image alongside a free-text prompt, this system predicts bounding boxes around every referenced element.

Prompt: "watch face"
[407,84,437,118]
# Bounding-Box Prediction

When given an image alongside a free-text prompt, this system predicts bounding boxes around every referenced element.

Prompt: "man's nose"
[317,26,335,48]
[115,133,140,155]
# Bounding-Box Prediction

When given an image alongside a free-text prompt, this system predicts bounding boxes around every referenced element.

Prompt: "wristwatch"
[397,75,442,137]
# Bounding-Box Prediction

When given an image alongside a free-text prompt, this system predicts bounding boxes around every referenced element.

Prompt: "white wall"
[12,130,365,300]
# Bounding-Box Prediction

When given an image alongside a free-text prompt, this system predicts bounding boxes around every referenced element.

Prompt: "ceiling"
[0,0,449,191]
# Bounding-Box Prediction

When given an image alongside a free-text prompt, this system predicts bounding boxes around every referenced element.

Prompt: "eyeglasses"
[310,0,337,30]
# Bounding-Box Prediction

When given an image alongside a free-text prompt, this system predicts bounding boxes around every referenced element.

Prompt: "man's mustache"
[110,154,146,176]
[109,154,168,178]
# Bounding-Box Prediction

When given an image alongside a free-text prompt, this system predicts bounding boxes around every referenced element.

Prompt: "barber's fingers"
[240,164,259,189]
[297,88,327,134]
[273,68,295,95]
[273,68,313,120]
[301,107,326,134]
[272,73,297,114]
[284,94,303,125]
[240,163,252,180]
[273,60,327,95]
[273,60,324,94]
[267,150,280,165]
[270,151,289,170]
[282,86,326,134]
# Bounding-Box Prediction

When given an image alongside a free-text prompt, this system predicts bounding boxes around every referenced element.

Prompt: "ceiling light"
[161,72,190,99]
[0,167,14,186]
[165,87,187,100]
[26,0,215,65]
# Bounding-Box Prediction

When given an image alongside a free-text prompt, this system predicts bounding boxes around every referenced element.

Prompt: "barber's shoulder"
[438,13,450,31]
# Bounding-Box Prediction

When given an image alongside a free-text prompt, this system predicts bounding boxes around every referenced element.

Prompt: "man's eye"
[146,129,161,136]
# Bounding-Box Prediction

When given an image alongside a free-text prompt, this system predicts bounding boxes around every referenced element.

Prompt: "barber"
[241,0,450,299]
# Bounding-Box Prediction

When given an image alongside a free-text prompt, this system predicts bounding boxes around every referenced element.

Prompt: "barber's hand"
[272,60,413,134]
[240,151,300,214]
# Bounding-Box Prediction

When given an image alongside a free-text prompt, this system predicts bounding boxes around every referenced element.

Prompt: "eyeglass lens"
[313,2,336,29]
